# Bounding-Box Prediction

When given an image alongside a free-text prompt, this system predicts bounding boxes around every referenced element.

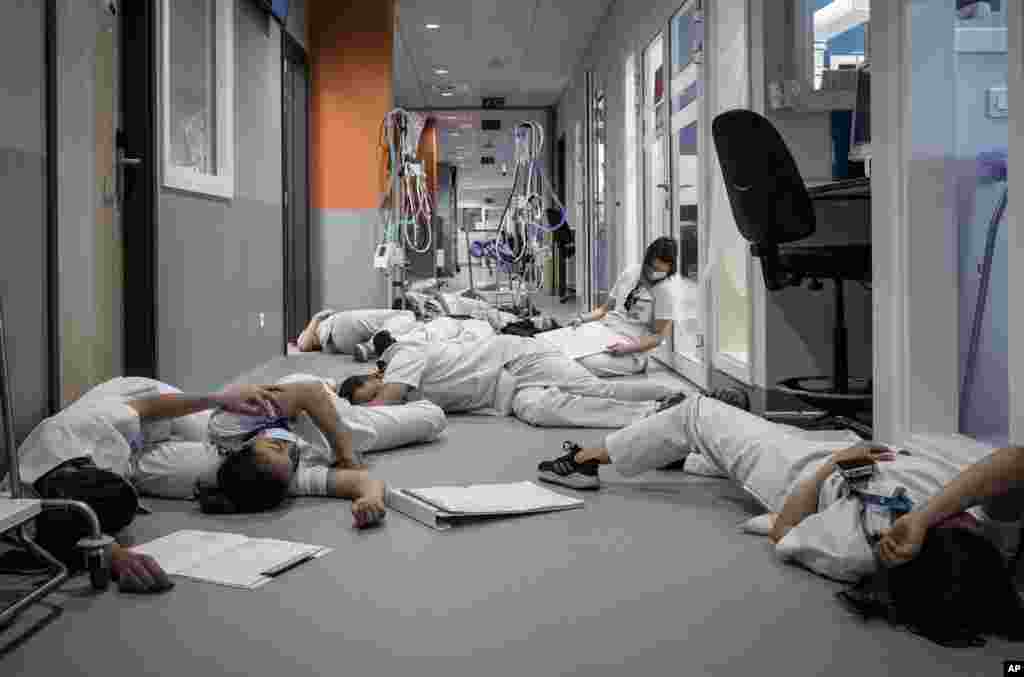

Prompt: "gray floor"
[1,354,1014,675]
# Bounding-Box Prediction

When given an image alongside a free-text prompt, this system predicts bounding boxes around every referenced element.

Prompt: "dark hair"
[643,236,678,282]
[210,450,290,514]
[372,329,395,356]
[838,527,1024,647]
[338,374,372,403]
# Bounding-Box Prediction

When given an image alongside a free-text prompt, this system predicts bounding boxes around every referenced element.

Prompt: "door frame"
[281,28,311,352]
[120,0,159,379]
[44,0,59,413]
[664,0,710,389]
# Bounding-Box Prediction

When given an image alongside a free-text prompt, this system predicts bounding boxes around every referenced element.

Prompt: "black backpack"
[32,458,139,569]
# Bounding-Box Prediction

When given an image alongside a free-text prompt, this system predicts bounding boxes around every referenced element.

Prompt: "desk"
[805,177,871,200]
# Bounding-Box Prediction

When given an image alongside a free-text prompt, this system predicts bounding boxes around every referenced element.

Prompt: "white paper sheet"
[536,323,626,360]
[131,530,329,589]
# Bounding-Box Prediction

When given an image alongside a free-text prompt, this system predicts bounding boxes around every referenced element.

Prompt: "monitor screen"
[849,62,871,161]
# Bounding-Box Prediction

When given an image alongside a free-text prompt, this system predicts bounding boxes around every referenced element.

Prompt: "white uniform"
[316,309,419,354]
[208,374,447,497]
[604,395,1013,581]
[579,264,684,377]
[16,377,218,500]
[314,308,495,354]
[382,335,674,427]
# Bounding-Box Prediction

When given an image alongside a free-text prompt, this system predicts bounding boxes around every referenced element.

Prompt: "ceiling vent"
[481,119,502,131]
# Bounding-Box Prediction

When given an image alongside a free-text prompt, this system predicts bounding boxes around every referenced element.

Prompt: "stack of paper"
[388,481,584,531]
[131,530,331,589]
[536,323,626,360]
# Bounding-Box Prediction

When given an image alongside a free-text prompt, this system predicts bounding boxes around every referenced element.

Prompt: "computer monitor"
[848,62,871,162]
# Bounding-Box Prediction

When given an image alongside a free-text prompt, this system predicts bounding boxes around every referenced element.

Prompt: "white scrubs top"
[382,335,535,412]
[605,264,683,337]
[776,434,1013,582]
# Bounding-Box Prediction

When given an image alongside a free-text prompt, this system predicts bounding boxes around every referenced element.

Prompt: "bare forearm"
[300,385,356,464]
[919,446,1024,526]
[327,468,374,500]
[772,463,834,542]
[581,305,608,322]
[127,393,220,420]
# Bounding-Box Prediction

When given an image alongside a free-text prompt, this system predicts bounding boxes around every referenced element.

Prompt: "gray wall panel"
[313,209,387,312]
[0,149,48,468]
[157,2,294,391]
[0,0,47,477]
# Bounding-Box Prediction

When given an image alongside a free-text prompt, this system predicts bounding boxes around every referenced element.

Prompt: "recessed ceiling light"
[441,92,454,97]
[434,67,449,75]
[425,23,440,29]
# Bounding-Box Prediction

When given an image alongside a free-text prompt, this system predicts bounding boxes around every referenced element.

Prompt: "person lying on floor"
[296,308,500,361]
[536,390,1024,647]
[338,331,678,428]
[12,377,281,593]
[201,374,447,526]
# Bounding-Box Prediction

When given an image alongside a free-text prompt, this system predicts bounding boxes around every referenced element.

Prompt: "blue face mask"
[258,427,301,445]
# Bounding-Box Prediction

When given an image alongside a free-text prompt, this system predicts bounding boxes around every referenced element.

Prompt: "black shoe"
[709,387,751,412]
[656,391,689,413]
[537,442,601,490]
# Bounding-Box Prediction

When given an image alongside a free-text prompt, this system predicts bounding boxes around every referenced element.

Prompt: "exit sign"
[482,97,506,109]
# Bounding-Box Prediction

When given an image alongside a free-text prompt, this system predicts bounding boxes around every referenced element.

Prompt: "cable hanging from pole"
[379,108,433,255]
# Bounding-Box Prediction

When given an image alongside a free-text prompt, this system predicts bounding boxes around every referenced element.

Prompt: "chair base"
[776,376,872,417]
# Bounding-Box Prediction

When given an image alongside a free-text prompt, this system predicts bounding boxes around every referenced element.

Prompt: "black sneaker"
[709,387,751,412]
[537,442,601,490]
[656,391,689,413]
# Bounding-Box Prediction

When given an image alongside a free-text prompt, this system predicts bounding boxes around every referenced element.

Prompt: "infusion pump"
[373,242,405,269]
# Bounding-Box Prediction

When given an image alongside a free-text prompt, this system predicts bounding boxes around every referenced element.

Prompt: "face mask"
[258,427,300,446]
[645,267,668,282]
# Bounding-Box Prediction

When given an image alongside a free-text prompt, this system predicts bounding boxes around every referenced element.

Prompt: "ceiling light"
[434,67,449,75]
[441,92,454,97]
[425,23,440,29]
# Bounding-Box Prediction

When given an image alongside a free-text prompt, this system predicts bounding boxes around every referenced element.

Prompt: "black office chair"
[712,109,872,431]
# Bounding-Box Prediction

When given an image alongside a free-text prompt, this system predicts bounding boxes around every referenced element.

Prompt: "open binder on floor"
[386,481,584,531]
[131,530,332,589]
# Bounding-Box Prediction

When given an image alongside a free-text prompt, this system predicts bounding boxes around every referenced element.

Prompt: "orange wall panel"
[417,119,439,199]
[309,0,395,210]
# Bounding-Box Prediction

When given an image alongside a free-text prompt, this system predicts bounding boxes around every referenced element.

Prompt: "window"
[161,0,234,199]
[797,0,870,91]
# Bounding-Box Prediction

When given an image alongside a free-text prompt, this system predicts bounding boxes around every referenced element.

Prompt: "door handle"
[116,149,142,206]
[656,183,670,191]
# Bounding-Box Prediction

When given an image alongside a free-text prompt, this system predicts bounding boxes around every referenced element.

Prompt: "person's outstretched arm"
[271,382,361,468]
[127,384,280,420]
[327,468,387,528]
[878,445,1024,566]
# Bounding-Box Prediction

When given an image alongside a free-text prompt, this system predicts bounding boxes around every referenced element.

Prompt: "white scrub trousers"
[508,347,676,428]
[76,376,220,499]
[605,395,861,510]
[576,318,650,377]
[318,309,419,354]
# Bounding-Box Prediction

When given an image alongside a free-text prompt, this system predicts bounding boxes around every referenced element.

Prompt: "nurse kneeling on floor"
[572,237,683,377]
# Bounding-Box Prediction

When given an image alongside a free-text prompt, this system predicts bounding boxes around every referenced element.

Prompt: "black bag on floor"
[32,458,139,569]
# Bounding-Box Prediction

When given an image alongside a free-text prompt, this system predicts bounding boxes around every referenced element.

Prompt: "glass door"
[667,0,707,387]
[642,34,670,246]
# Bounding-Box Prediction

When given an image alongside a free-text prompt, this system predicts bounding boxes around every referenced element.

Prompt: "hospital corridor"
[3,0,1024,675]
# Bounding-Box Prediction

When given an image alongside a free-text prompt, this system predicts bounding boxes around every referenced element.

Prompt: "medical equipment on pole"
[379,108,434,308]
[466,119,567,313]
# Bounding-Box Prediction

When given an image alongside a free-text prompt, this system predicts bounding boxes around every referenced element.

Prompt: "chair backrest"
[711,109,816,245]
